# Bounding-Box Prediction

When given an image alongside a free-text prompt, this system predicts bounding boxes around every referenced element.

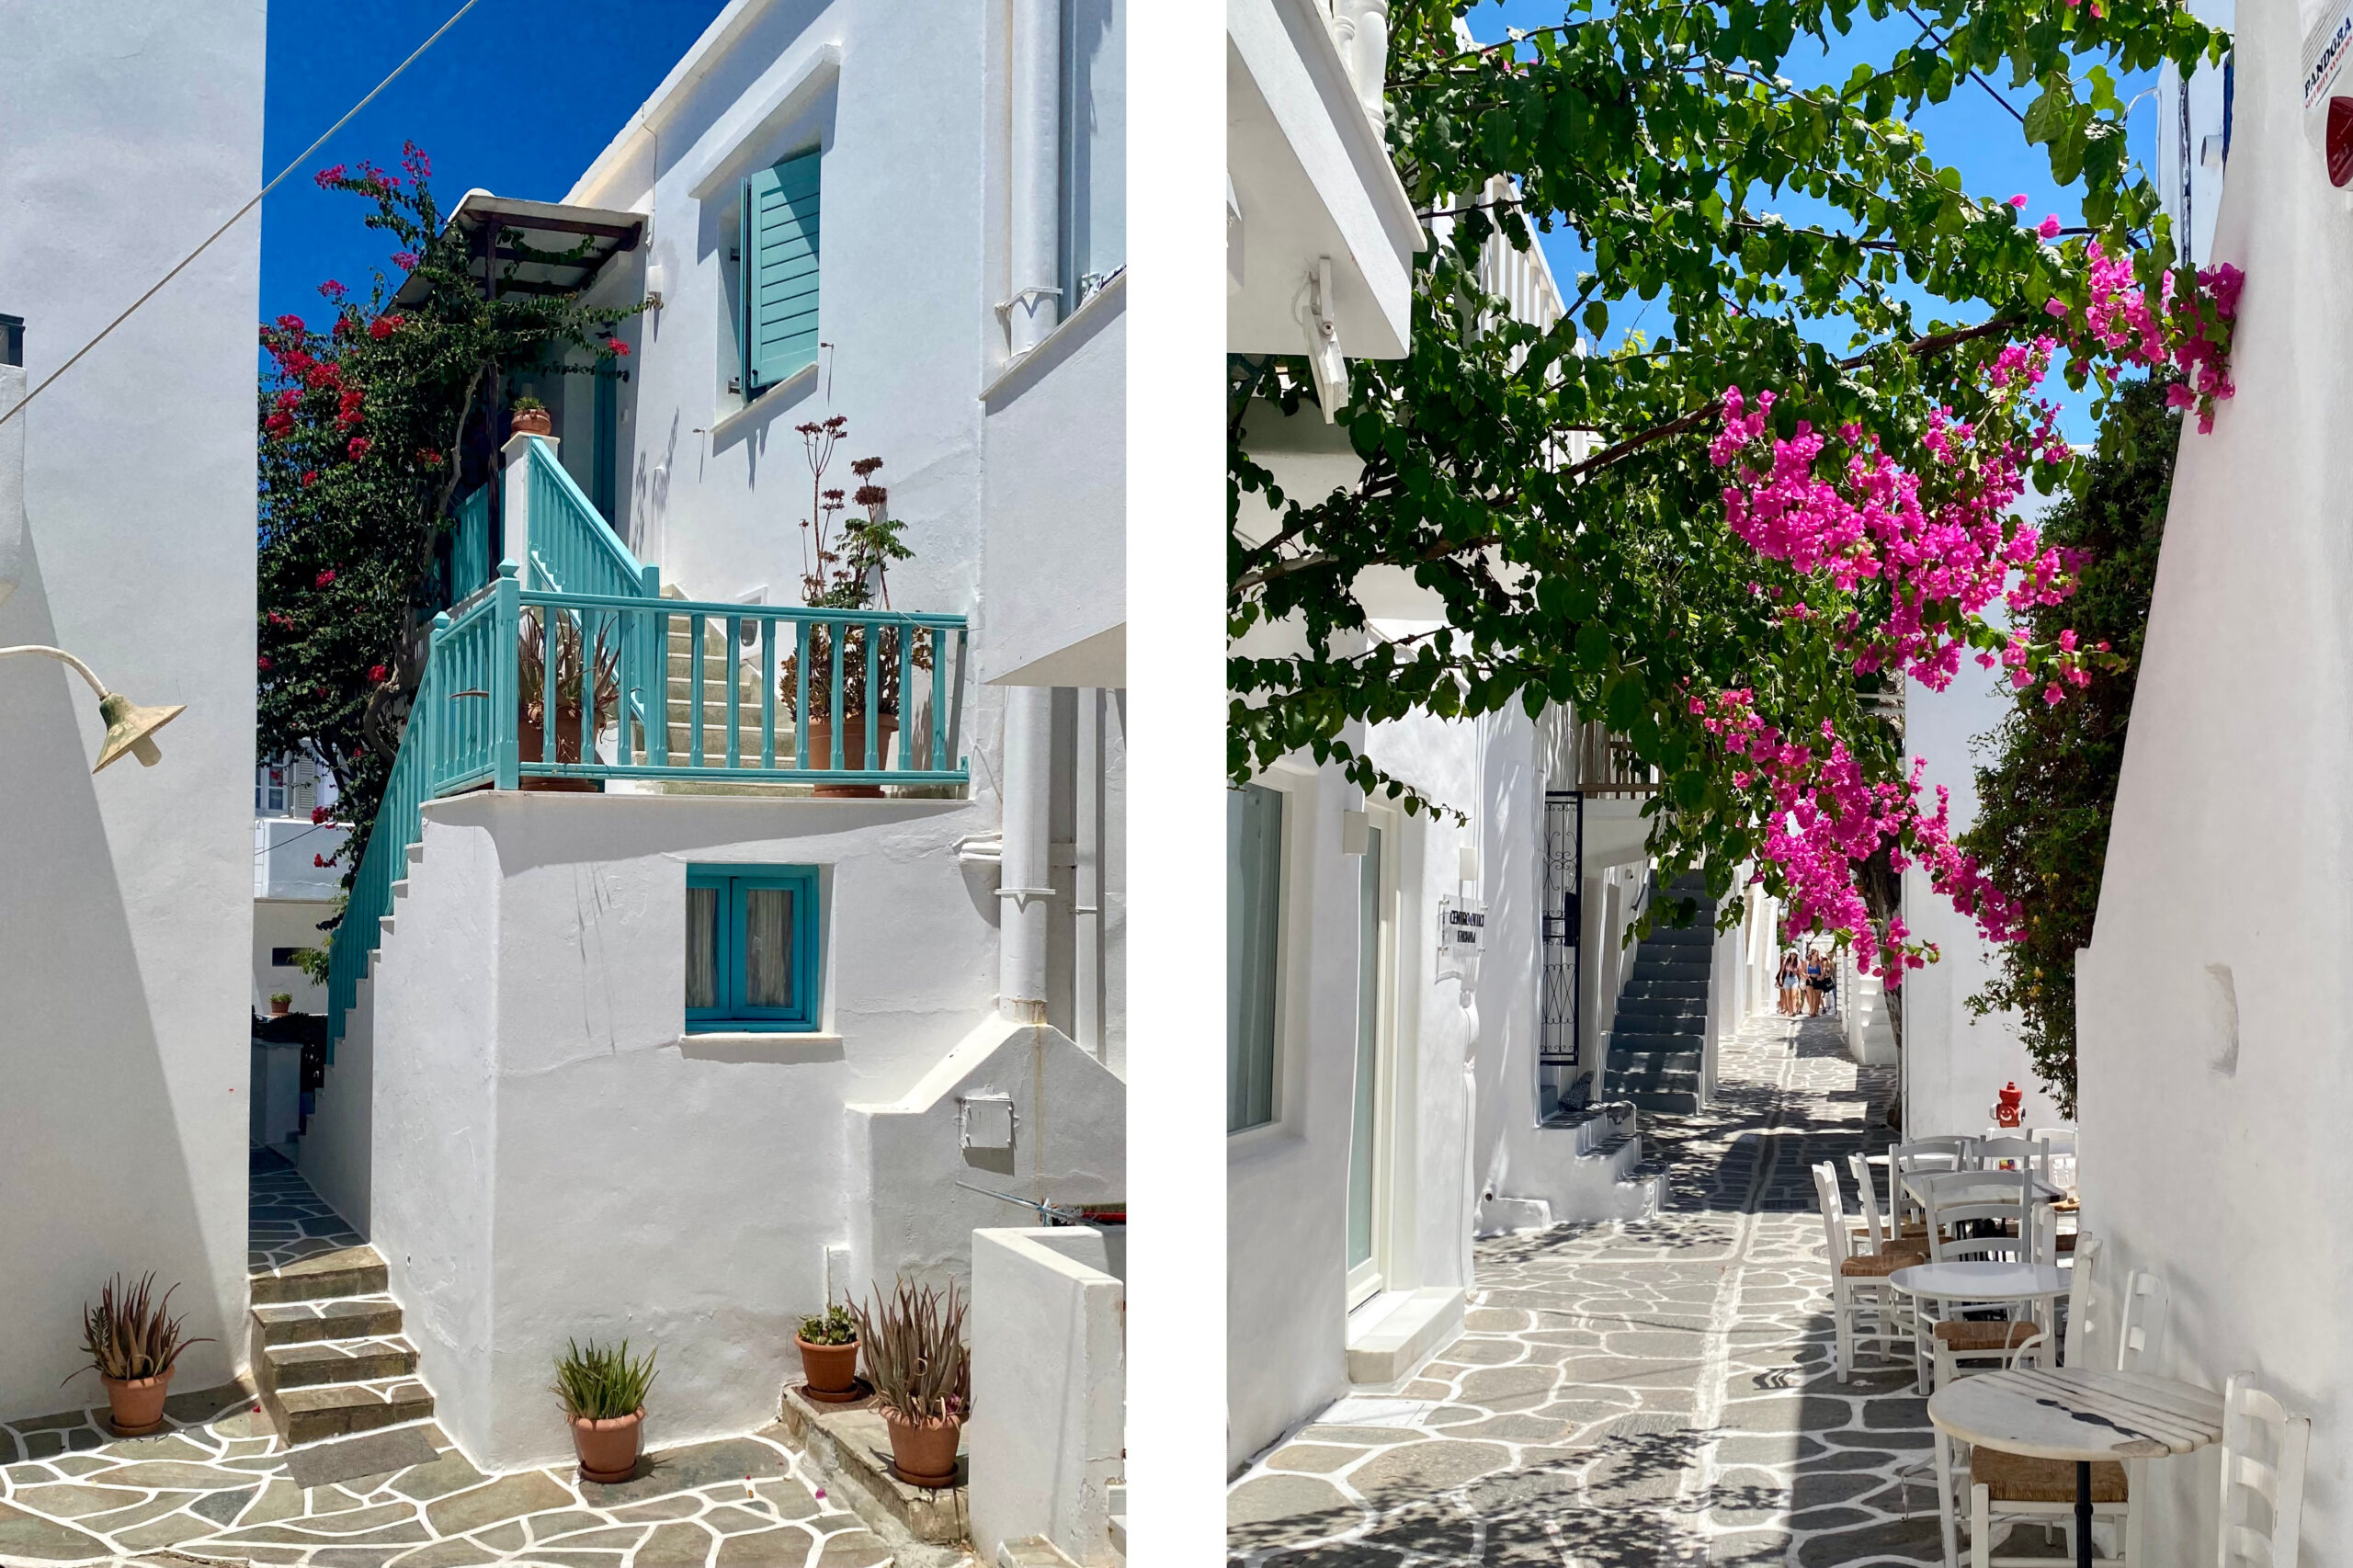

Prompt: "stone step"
[1619,978,1708,998]
[250,1245,388,1305]
[1611,1030,1706,1053]
[262,1376,436,1447]
[1640,926,1713,947]
[263,1336,419,1390]
[1621,1085,1702,1114]
[1615,994,1707,1017]
[252,1296,403,1346]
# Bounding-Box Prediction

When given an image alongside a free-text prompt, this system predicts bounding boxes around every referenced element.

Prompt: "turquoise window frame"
[685,864,823,1033]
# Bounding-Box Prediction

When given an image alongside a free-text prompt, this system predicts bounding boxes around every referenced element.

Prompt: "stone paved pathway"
[247,1151,363,1276]
[0,1387,898,1567]
[1227,1011,1958,1566]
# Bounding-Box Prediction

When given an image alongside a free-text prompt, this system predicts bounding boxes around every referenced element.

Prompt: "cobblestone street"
[1227,1011,1954,1566]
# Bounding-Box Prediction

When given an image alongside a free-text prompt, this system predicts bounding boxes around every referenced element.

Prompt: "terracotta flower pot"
[268,1000,290,1018]
[570,1407,643,1483]
[102,1369,173,1437]
[795,1336,859,1396]
[512,408,553,438]
[803,714,899,798]
[518,706,601,792]
[883,1415,961,1488]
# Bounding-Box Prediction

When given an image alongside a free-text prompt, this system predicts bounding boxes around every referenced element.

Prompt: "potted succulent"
[510,395,552,438]
[779,418,926,797]
[854,1278,970,1489]
[268,993,292,1018]
[795,1303,860,1400]
[68,1274,211,1436]
[553,1337,656,1483]
[517,608,619,792]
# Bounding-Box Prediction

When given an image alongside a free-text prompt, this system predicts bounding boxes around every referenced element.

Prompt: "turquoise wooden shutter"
[739,151,822,394]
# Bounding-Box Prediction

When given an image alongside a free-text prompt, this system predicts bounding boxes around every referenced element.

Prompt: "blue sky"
[260,1,728,333]
[1462,1,2177,439]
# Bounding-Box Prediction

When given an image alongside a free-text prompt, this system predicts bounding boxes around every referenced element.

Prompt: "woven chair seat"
[1973,1447,2128,1504]
[2055,1231,2081,1253]
[1931,1319,2040,1351]
[1840,1245,1927,1277]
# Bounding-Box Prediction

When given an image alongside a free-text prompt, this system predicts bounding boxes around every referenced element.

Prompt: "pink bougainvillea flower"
[2007,194,2028,208]
[256,655,273,671]
[318,279,347,301]
[300,470,319,487]
[347,437,371,460]
[606,336,631,357]
[315,568,337,588]
[369,664,388,683]
[392,249,421,271]
[264,412,294,437]
[313,164,347,188]
[2038,215,2063,239]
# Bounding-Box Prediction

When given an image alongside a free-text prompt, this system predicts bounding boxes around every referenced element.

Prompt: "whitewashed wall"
[1899,592,2067,1139]
[2075,2,2352,1556]
[367,791,1122,1470]
[0,0,263,1416]
[254,901,332,1017]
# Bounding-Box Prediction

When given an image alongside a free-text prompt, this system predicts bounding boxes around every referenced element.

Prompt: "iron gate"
[1540,791,1583,1072]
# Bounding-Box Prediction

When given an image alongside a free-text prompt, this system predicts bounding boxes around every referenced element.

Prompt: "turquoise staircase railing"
[324,437,970,1054]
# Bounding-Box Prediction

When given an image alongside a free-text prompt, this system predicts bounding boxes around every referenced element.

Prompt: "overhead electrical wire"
[0,0,485,430]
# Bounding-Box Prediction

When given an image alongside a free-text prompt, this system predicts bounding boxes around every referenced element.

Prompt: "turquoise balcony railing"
[451,483,492,603]
[324,438,968,1053]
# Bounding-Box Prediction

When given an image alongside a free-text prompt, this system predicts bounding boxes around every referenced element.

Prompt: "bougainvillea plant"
[257,143,636,888]
[1230,0,2234,1027]
[1959,374,2180,1112]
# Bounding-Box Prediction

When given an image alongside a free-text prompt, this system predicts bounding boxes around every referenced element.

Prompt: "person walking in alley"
[1803,949,1827,1017]
[1777,949,1802,1016]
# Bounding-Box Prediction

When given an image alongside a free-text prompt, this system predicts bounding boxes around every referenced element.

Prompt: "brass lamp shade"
[94,691,184,773]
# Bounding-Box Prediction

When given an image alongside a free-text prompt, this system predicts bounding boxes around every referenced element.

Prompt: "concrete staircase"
[249,1245,435,1445]
[657,586,768,764]
[1603,877,1715,1114]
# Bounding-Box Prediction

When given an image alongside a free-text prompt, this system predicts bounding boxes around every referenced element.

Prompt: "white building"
[2077,0,2347,1555]
[294,0,1128,1483]
[1222,7,1779,1471]
[2155,0,2235,272]
[253,754,347,1017]
[0,0,264,1418]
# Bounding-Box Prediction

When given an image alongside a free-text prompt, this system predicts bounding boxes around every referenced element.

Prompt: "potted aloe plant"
[517,607,619,791]
[68,1274,211,1436]
[552,1337,656,1483]
[510,394,552,438]
[795,1302,860,1399]
[268,993,292,1018]
[854,1278,970,1488]
[778,418,926,796]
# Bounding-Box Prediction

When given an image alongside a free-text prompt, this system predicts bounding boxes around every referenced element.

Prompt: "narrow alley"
[1227,1012,1949,1566]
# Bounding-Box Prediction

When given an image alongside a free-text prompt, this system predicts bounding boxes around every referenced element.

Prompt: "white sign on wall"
[2304,0,2353,185]
[1437,896,1486,983]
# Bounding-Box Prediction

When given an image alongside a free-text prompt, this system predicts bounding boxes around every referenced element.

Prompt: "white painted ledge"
[673,1032,845,1062]
[704,359,819,444]
[1344,1286,1465,1385]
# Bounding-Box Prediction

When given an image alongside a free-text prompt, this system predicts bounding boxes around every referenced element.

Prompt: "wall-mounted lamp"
[0,645,184,771]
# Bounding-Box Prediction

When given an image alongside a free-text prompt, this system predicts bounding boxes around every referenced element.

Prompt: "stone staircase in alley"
[658,585,767,765]
[1602,874,1716,1114]
[249,1245,435,1446]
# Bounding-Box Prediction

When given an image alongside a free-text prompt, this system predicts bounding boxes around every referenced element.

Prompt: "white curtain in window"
[745,886,794,1008]
[1227,785,1283,1132]
[685,885,720,1009]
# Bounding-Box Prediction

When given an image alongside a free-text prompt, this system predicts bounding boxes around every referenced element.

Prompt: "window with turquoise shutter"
[738,150,822,397]
[685,865,824,1031]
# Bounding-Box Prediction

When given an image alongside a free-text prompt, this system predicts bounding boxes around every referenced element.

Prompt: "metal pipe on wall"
[1007,0,1062,358]
[999,684,1054,1022]
[1074,687,1104,1061]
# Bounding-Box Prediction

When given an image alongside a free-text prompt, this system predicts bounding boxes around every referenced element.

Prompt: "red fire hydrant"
[1995,1081,2023,1129]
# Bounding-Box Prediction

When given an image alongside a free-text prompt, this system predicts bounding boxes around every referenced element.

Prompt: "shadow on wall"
[0,531,231,1416]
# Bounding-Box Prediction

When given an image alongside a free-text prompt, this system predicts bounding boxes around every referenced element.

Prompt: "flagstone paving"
[0,1387,897,1566]
[1227,1010,1974,1567]
[247,1149,364,1276]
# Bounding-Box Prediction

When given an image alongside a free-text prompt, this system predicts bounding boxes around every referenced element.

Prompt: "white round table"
[1928,1368,2223,1568]
[1889,1261,2069,1398]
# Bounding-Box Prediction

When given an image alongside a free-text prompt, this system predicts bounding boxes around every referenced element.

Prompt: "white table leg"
[1933,1427,1961,1568]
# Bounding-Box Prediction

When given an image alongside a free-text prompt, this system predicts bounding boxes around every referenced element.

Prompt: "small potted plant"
[68,1274,211,1436]
[268,993,292,1018]
[795,1303,860,1400]
[552,1337,656,1484]
[854,1278,969,1488]
[510,395,552,438]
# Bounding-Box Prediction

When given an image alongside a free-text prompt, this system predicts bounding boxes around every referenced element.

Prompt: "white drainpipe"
[999,685,1054,1023]
[1007,0,1062,358]
[1074,687,1104,1061]
[0,353,26,611]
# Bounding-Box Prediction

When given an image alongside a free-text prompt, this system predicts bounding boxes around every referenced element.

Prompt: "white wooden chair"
[2216,1374,2309,1568]
[1952,1263,2165,1568]
[1848,1150,1928,1256]
[1914,1169,2037,1390]
[1813,1160,1918,1381]
[1893,1136,1977,1227]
